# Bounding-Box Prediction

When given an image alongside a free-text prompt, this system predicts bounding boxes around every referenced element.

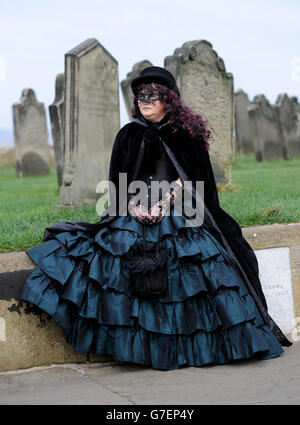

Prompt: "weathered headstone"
[164,40,234,184]
[61,38,120,207]
[121,60,153,120]
[276,94,300,159]
[12,89,50,177]
[49,73,65,187]
[296,112,300,141]
[248,95,284,162]
[234,89,254,154]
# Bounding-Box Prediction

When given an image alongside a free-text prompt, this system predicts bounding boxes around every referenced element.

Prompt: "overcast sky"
[1,0,300,136]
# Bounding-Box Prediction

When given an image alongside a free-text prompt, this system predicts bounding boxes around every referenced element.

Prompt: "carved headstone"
[121,60,153,120]
[49,73,65,187]
[164,40,234,184]
[61,38,120,207]
[234,90,254,154]
[255,247,295,334]
[248,95,284,162]
[276,94,300,159]
[12,89,50,177]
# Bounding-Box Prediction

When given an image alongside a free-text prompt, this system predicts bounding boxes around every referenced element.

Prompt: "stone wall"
[0,222,299,372]
[242,223,300,332]
[0,251,110,372]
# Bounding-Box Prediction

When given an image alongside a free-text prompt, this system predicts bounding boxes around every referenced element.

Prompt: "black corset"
[134,140,179,209]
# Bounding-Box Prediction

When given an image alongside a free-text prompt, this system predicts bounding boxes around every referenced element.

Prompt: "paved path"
[0,341,299,405]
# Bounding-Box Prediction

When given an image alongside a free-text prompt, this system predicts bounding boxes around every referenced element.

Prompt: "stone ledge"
[1,222,300,273]
[0,251,35,273]
[242,222,300,250]
[0,251,111,372]
[0,221,299,372]
[242,222,300,321]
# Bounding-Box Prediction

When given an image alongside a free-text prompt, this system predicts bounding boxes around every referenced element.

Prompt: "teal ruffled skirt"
[21,208,283,370]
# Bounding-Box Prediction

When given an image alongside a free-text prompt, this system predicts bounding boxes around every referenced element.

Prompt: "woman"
[21,66,292,370]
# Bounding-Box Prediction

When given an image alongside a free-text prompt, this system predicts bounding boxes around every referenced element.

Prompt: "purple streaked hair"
[131,82,211,151]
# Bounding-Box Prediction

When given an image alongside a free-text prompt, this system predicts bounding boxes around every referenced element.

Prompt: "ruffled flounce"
[21,210,284,370]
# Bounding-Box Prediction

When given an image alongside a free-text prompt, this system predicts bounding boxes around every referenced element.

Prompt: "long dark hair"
[131,82,211,151]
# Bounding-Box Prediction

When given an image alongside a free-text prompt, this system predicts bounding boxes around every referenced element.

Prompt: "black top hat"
[131,66,180,97]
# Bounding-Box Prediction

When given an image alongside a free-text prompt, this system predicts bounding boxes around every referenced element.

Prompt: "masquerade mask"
[137,92,163,104]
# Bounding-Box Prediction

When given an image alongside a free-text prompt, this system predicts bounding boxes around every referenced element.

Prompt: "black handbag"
[124,220,171,300]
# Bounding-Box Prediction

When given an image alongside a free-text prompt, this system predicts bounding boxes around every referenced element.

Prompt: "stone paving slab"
[0,340,299,405]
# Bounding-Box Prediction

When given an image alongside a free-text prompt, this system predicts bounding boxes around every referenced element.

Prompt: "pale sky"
[1,0,300,139]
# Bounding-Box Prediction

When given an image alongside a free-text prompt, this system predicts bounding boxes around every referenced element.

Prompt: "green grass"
[0,154,300,252]
[0,167,101,253]
[219,153,300,227]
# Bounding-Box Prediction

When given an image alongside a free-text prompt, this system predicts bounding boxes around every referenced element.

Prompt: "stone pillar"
[121,60,153,120]
[61,38,120,207]
[164,40,234,184]
[12,89,50,177]
[49,73,65,187]
[234,89,254,155]
[248,95,285,162]
[276,94,300,159]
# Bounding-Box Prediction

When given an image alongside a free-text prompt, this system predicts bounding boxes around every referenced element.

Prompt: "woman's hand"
[128,195,154,225]
[149,199,169,223]
[128,177,184,225]
[149,178,183,223]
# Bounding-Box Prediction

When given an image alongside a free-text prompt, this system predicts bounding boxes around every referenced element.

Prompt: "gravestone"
[61,38,120,207]
[164,40,234,184]
[276,94,300,159]
[255,247,295,334]
[248,95,284,161]
[234,90,254,154]
[296,113,300,140]
[121,60,153,120]
[12,89,50,177]
[49,73,65,187]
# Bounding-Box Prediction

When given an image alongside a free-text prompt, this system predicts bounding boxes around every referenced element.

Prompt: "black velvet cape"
[44,116,292,347]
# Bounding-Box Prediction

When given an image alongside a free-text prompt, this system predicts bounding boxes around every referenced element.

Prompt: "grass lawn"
[219,153,300,227]
[0,153,300,253]
[0,167,100,253]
